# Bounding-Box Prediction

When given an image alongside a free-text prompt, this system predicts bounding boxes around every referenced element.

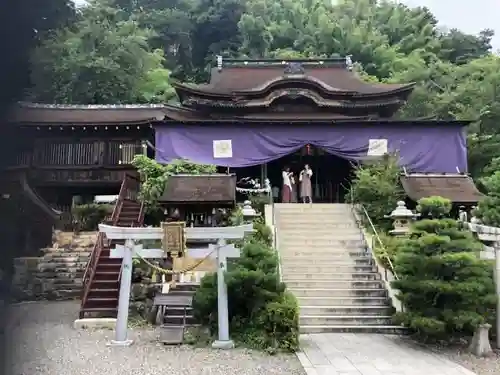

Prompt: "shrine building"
[155,57,482,203]
[1,56,483,253]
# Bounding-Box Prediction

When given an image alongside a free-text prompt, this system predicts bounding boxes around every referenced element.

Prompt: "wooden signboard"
[158,174,236,204]
[162,221,186,258]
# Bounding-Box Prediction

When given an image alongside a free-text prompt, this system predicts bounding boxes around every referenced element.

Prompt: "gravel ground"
[438,345,500,375]
[6,301,305,375]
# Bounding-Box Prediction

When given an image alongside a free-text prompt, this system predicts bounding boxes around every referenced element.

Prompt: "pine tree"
[392,197,496,341]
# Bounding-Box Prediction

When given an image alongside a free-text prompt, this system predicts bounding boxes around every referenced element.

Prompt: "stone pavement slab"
[296,333,477,375]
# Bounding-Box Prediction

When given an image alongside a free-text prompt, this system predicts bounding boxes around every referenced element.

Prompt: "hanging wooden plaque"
[161,222,186,258]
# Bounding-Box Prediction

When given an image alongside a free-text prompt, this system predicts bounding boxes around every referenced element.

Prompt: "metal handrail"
[80,174,135,315]
[356,204,399,281]
[348,186,399,281]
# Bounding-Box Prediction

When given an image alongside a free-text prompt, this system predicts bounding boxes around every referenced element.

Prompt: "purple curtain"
[154,123,468,173]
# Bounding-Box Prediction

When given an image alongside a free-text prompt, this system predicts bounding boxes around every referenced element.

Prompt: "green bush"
[192,221,300,352]
[391,197,496,341]
[373,232,404,270]
[417,196,452,218]
[72,203,113,231]
[476,171,500,226]
[348,154,403,231]
[132,155,216,210]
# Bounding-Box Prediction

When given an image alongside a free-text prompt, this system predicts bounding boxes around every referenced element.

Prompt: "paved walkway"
[297,334,476,375]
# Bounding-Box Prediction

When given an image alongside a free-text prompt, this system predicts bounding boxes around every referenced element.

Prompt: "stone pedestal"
[469,324,493,357]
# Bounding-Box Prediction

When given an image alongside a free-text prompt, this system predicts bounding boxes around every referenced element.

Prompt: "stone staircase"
[275,203,402,334]
[12,231,96,301]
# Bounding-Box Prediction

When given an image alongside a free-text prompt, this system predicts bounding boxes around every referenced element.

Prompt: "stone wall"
[12,231,97,301]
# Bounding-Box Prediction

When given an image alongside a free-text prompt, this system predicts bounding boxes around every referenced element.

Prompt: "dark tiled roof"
[401,174,484,203]
[159,174,236,203]
[9,102,166,124]
[175,65,414,96]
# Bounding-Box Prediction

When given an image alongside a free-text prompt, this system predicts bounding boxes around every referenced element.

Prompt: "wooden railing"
[80,173,143,316]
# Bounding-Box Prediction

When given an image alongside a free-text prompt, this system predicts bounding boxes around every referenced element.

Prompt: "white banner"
[367,139,388,156]
[213,139,233,158]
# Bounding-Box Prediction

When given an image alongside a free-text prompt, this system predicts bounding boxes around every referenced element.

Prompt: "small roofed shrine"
[155,56,480,204]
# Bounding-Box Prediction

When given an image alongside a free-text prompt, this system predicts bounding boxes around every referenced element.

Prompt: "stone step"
[278,232,363,239]
[277,222,359,229]
[38,262,87,269]
[276,209,352,215]
[279,240,365,248]
[284,280,384,289]
[300,305,394,315]
[41,252,91,259]
[296,296,389,306]
[290,288,387,298]
[45,283,82,290]
[299,315,394,326]
[282,273,381,281]
[280,251,369,258]
[52,278,83,285]
[281,258,373,266]
[283,265,376,273]
[300,325,406,334]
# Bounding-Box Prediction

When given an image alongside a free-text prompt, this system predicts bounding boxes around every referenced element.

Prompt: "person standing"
[299,164,313,203]
[272,185,280,203]
[281,166,293,203]
[290,172,298,202]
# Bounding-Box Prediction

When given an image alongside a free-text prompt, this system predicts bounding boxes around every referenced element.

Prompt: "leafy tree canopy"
[11,0,500,185]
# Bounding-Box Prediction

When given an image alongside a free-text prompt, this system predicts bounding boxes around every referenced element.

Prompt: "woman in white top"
[299,164,313,203]
[281,166,293,203]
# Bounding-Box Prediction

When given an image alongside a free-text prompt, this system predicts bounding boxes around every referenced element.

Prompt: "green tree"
[476,168,500,226]
[30,0,174,104]
[131,155,216,209]
[392,197,496,341]
[348,154,404,231]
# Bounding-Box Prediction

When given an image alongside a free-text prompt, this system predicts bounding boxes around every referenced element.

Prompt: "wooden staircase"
[79,174,144,319]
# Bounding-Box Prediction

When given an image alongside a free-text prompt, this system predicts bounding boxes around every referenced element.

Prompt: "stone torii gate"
[462,219,500,350]
[98,222,253,349]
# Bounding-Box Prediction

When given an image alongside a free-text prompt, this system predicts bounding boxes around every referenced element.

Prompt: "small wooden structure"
[159,174,236,227]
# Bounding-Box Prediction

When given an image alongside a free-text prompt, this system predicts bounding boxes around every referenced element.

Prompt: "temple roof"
[9,102,166,125]
[401,174,483,203]
[172,58,415,100]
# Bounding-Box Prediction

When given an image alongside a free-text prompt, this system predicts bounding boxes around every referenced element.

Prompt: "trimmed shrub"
[72,203,113,231]
[192,220,300,352]
[392,197,496,341]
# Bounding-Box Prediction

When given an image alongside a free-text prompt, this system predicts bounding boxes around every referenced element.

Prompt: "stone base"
[74,318,116,330]
[469,324,493,357]
[211,339,235,349]
[106,339,134,347]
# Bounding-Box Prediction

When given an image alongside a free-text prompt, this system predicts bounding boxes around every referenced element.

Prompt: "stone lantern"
[386,201,420,236]
[241,200,258,222]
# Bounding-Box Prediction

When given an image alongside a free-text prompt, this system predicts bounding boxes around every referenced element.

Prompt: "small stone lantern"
[386,201,420,236]
[241,200,258,222]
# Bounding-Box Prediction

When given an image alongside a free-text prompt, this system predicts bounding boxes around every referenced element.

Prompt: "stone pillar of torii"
[460,210,500,351]
[97,222,254,349]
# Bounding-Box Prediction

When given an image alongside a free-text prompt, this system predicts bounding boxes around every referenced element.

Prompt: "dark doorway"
[234,145,355,203]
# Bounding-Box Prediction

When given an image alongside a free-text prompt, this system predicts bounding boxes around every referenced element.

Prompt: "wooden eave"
[182,95,406,110]
[233,79,416,99]
[160,110,472,126]
[8,102,167,126]
[173,79,415,102]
